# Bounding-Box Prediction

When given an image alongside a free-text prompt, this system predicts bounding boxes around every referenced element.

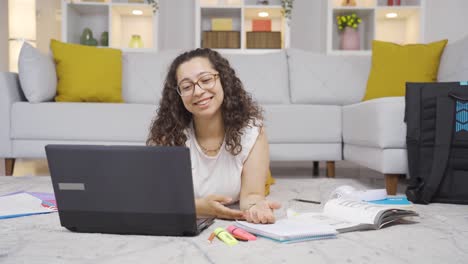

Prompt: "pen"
[213,227,238,246]
[227,225,256,241]
[293,198,321,204]
[207,232,216,243]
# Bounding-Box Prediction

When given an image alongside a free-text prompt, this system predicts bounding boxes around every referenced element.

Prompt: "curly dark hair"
[147,48,263,156]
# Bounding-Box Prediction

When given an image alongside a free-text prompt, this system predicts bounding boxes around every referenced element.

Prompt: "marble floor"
[1,169,467,263]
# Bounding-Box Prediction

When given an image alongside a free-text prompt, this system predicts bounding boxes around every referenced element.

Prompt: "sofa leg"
[385,174,400,195]
[313,161,319,176]
[326,161,335,178]
[5,158,16,176]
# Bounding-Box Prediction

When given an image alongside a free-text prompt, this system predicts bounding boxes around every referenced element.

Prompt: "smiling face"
[176,57,224,119]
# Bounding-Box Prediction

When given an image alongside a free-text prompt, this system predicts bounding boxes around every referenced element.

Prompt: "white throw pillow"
[18,42,57,103]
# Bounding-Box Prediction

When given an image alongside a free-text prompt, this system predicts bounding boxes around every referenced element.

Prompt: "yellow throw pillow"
[363,39,448,101]
[50,39,123,102]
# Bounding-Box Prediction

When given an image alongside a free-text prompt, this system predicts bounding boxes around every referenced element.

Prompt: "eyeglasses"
[176,73,219,97]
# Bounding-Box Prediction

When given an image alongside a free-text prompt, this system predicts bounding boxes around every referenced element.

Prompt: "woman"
[147,48,280,224]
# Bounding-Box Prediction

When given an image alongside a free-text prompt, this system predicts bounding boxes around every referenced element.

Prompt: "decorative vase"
[80,28,98,46]
[129,34,144,48]
[340,27,360,50]
[100,31,108,46]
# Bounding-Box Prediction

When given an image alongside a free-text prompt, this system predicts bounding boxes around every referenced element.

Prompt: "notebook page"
[324,198,390,225]
[0,193,56,218]
[234,219,337,241]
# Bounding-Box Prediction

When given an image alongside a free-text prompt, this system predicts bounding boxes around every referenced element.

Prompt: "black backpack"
[405,82,468,204]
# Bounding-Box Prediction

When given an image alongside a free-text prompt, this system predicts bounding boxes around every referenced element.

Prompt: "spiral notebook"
[234,219,337,243]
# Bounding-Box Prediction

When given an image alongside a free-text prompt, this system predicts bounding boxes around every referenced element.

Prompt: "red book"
[252,20,271,32]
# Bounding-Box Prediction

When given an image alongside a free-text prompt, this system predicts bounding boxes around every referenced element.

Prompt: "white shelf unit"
[195,0,289,52]
[62,0,158,51]
[327,0,424,55]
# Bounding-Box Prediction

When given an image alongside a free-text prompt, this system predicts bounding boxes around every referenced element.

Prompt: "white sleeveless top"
[185,122,260,202]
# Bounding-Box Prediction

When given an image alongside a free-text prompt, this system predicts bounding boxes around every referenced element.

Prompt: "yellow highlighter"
[214,227,238,246]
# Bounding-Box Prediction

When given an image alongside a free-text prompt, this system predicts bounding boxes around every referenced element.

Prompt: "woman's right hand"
[196,195,245,220]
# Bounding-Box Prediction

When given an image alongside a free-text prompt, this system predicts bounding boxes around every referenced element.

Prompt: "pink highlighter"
[227,225,257,241]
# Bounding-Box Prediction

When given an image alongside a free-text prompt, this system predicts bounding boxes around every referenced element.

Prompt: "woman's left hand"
[243,200,281,224]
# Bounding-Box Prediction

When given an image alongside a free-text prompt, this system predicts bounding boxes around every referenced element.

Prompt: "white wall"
[36,0,61,54]
[158,0,195,50]
[424,0,468,43]
[0,1,8,72]
[290,0,326,52]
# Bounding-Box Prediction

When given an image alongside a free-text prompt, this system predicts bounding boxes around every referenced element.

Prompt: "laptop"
[45,144,214,236]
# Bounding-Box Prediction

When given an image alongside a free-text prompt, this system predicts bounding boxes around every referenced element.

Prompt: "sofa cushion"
[122,50,182,104]
[11,102,156,142]
[18,42,57,103]
[50,39,123,103]
[438,35,468,82]
[287,49,370,105]
[363,39,448,101]
[342,97,406,149]
[223,51,289,104]
[263,105,341,143]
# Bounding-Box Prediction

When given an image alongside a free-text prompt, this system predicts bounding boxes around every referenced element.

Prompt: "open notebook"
[234,219,337,243]
[289,198,418,233]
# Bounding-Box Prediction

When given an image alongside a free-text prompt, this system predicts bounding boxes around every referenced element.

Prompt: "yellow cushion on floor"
[265,169,276,196]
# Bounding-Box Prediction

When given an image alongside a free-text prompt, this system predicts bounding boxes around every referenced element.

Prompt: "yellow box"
[211,18,233,31]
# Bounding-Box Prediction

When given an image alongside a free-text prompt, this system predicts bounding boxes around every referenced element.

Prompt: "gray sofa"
[2,36,467,194]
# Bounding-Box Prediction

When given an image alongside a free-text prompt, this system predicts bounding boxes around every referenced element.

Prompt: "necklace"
[199,140,223,154]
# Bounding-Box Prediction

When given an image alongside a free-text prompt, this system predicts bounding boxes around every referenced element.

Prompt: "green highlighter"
[214,227,238,246]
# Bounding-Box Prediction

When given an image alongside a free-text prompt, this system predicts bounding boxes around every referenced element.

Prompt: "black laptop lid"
[45,145,200,236]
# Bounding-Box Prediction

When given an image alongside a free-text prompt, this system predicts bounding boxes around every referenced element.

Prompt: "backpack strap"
[420,96,455,203]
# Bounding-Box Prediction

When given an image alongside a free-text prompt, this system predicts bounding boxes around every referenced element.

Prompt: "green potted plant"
[336,13,362,50]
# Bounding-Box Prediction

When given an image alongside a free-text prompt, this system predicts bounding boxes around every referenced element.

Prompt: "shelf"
[111,5,155,49]
[376,0,421,6]
[65,3,109,45]
[200,0,242,7]
[62,0,158,51]
[70,0,110,5]
[327,0,423,54]
[332,0,376,8]
[375,7,421,44]
[245,0,282,5]
[196,0,289,51]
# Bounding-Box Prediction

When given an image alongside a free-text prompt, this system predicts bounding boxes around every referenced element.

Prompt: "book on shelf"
[289,198,418,233]
[252,19,272,32]
[202,31,240,49]
[246,31,281,49]
[211,18,233,31]
[234,219,337,244]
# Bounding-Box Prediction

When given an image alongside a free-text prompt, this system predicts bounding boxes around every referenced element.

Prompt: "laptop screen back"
[46,145,200,236]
